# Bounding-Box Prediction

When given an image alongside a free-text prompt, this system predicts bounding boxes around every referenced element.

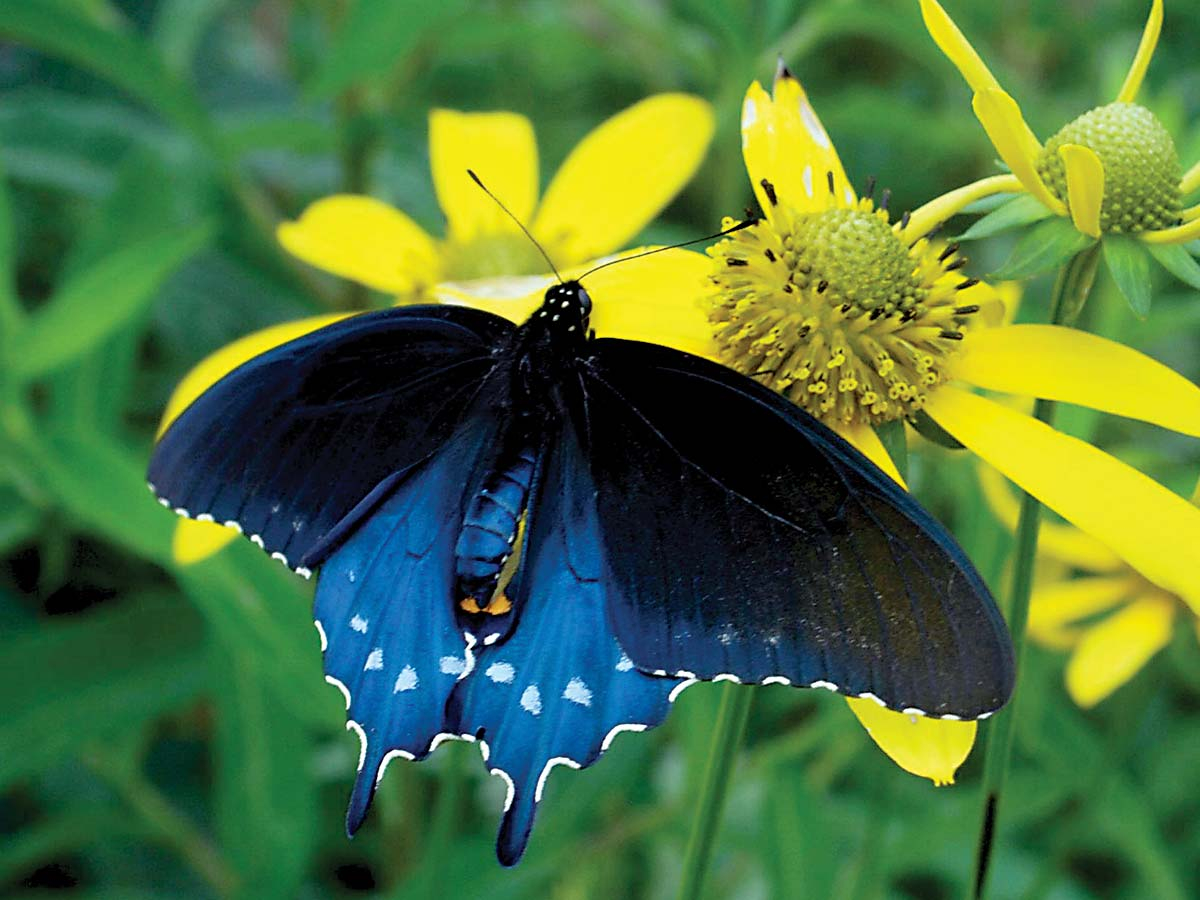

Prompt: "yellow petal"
[585,248,715,357]
[1066,594,1174,707]
[919,0,1001,93]
[1029,574,1139,643]
[1182,160,1200,196]
[1140,215,1200,244]
[971,89,1066,216]
[846,697,976,786]
[954,324,1200,438]
[158,314,350,436]
[428,109,538,244]
[277,196,440,293]
[532,94,713,265]
[740,82,781,218]
[764,67,854,213]
[435,275,553,325]
[925,386,1200,614]
[976,464,1124,572]
[903,174,1023,243]
[1116,0,1163,103]
[1059,144,1105,238]
[838,422,907,489]
[173,518,238,565]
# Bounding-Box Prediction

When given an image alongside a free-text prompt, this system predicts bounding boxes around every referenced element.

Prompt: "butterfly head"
[534,281,593,338]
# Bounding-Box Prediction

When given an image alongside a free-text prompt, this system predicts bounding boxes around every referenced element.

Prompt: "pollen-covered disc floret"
[708,191,980,428]
[1037,102,1182,233]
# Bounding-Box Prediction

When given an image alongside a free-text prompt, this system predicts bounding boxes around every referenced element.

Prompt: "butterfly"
[148,216,1013,867]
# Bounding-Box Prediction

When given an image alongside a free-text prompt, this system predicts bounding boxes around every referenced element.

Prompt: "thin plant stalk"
[676,683,754,900]
[970,244,1101,899]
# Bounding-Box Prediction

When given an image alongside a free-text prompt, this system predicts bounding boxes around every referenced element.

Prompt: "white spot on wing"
[491,767,516,811]
[347,720,368,772]
[520,685,542,716]
[616,653,634,672]
[601,722,647,753]
[563,677,592,707]
[535,756,581,802]
[364,648,384,671]
[375,748,415,785]
[486,662,515,684]
[440,655,467,676]
[394,665,418,692]
[314,620,328,652]
[325,675,351,709]
[668,678,698,703]
[349,615,368,633]
[761,676,791,686]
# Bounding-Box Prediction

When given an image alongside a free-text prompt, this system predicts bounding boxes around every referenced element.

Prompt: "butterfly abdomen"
[454,445,537,607]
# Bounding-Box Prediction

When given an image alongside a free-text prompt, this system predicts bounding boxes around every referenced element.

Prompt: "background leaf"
[1103,234,1154,318]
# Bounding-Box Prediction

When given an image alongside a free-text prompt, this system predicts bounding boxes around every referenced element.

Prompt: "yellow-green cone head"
[708,198,980,430]
[1037,102,1182,233]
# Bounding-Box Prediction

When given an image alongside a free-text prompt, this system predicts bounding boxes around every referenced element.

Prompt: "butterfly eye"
[575,286,592,315]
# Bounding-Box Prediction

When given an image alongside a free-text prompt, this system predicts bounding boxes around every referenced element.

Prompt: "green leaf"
[0,592,209,790]
[957,194,1053,241]
[9,221,212,381]
[992,217,1096,280]
[306,0,469,98]
[1146,241,1200,291]
[0,158,18,338]
[908,409,965,450]
[958,191,1022,216]
[0,0,218,152]
[1103,234,1153,318]
[213,646,317,899]
[874,419,908,481]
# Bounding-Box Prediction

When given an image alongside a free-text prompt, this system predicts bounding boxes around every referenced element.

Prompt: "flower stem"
[676,683,754,900]
[969,243,1100,900]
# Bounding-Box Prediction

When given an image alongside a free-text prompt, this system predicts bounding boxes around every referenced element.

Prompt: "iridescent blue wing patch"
[582,339,1014,720]
[314,385,505,834]
[148,306,513,574]
[449,425,682,866]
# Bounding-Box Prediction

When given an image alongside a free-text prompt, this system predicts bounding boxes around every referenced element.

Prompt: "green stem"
[676,683,754,900]
[969,243,1100,900]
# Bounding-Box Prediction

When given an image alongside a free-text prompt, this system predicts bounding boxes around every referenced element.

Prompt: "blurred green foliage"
[1,1,1198,897]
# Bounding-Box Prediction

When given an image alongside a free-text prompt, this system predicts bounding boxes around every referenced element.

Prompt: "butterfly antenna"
[575,218,756,281]
[466,169,563,283]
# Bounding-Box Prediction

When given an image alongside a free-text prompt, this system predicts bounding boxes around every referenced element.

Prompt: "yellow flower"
[921,0,1200,307]
[167,94,715,564]
[278,94,714,296]
[980,466,1199,708]
[704,64,1200,783]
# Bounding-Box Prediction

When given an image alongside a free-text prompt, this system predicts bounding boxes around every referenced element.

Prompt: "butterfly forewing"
[581,338,1013,719]
[148,306,515,571]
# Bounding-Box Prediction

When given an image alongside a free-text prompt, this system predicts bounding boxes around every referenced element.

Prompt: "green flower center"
[1037,102,1182,233]
[442,232,551,280]
[707,201,980,429]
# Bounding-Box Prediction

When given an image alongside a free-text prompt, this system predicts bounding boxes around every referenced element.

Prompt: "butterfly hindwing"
[148,306,513,572]
[313,379,508,834]
[582,338,1014,719]
[449,424,682,866]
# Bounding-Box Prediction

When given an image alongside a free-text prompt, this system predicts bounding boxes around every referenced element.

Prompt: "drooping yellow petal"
[1116,0,1163,103]
[846,697,976,786]
[971,89,1066,216]
[1029,574,1139,646]
[740,82,780,218]
[277,196,441,293]
[1065,594,1174,707]
[968,331,1177,420]
[1182,160,1200,196]
[173,518,238,565]
[428,110,538,244]
[925,386,1200,613]
[1140,215,1200,244]
[766,66,854,212]
[976,465,1123,572]
[838,422,907,489]
[1059,144,1105,238]
[954,324,1200,437]
[532,94,713,266]
[586,248,715,358]
[918,0,1002,93]
[903,174,1023,243]
[158,314,350,437]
